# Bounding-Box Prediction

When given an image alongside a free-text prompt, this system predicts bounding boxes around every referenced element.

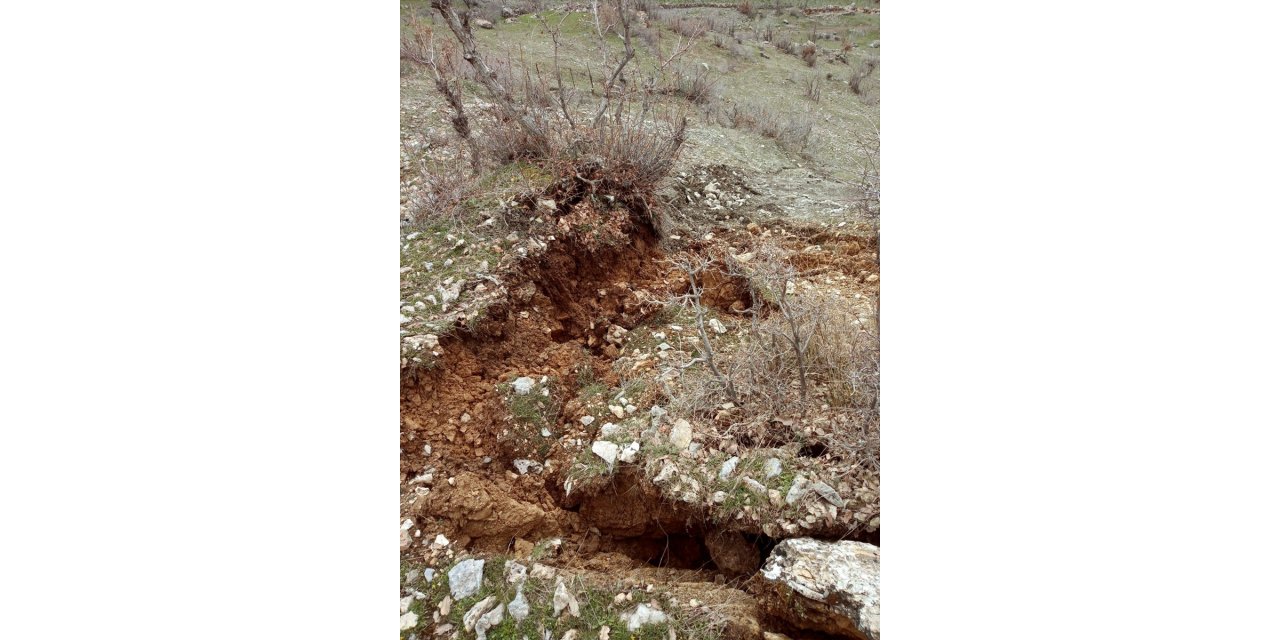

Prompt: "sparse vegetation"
[402,2,879,637]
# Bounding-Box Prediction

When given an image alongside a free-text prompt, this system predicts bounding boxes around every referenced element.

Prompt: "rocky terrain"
[401,2,879,638]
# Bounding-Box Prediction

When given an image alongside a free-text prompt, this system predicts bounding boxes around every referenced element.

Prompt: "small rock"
[625,603,668,631]
[553,578,580,617]
[448,558,485,599]
[400,612,419,631]
[475,602,505,640]
[433,533,450,548]
[599,626,611,640]
[618,441,641,464]
[580,415,595,426]
[708,318,727,334]
[530,563,556,580]
[434,623,454,636]
[669,419,693,449]
[592,440,620,467]
[438,596,452,617]
[866,274,879,283]
[401,595,415,614]
[474,18,495,29]
[512,377,536,395]
[719,456,739,480]
[649,405,667,426]
[504,560,528,584]
[809,481,846,508]
[508,587,530,622]
[653,462,678,483]
[561,631,579,640]
[600,422,623,438]
[463,596,497,632]
[513,459,543,475]
[763,457,783,479]
[786,475,810,505]
[745,477,768,494]
[609,405,626,419]
[712,491,728,504]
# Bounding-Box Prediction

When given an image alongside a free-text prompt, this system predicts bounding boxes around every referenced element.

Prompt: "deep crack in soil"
[401,215,877,639]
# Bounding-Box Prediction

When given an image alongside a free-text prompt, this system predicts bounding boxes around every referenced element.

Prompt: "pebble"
[508,587,530,622]
[785,474,810,505]
[618,441,641,464]
[719,456,739,480]
[504,560,528,584]
[463,596,497,632]
[763,457,783,479]
[625,604,669,631]
[553,578,580,617]
[669,419,693,449]
[512,377,536,395]
[809,480,847,508]
[475,602,505,640]
[400,612,419,631]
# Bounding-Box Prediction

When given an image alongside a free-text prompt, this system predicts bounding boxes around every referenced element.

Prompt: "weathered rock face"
[706,530,760,575]
[758,538,879,640]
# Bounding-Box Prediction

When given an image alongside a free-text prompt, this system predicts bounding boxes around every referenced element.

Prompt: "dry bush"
[675,16,710,38]
[803,73,822,102]
[737,0,754,17]
[722,100,813,152]
[729,244,879,420]
[707,15,738,36]
[661,244,880,463]
[800,42,818,67]
[402,157,478,228]
[775,38,796,55]
[407,0,695,232]
[849,122,879,219]
[665,64,721,105]
[848,56,879,106]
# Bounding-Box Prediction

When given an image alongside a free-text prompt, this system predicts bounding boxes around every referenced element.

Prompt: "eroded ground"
[401,3,878,639]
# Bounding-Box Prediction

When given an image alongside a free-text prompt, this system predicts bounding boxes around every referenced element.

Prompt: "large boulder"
[759,538,879,640]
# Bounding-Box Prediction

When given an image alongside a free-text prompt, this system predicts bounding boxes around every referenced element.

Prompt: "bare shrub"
[722,243,879,423]
[800,41,818,67]
[848,55,879,105]
[707,15,738,36]
[737,0,754,17]
[722,100,813,152]
[803,73,822,102]
[668,256,739,405]
[409,0,696,233]
[401,14,482,174]
[402,157,478,228]
[775,38,796,55]
[849,121,879,220]
[665,64,721,105]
